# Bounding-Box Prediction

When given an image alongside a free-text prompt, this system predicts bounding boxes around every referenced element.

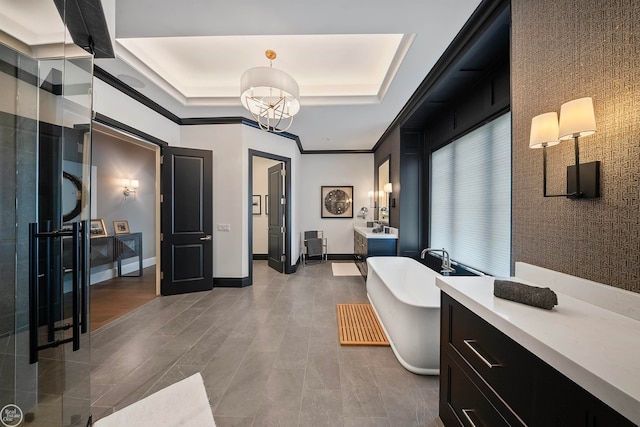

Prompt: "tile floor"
[90,261,443,426]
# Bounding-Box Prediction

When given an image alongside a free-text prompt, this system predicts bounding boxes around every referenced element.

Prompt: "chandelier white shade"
[240,51,300,132]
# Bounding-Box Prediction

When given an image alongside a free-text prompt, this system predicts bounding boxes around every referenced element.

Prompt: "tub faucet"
[421,248,456,275]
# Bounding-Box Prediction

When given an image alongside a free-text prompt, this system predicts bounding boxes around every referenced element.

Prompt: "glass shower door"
[0,39,94,427]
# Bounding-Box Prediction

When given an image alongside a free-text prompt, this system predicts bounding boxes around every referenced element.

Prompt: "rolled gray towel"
[494,280,558,310]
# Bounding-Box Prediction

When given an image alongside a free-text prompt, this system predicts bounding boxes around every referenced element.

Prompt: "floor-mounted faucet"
[421,248,456,275]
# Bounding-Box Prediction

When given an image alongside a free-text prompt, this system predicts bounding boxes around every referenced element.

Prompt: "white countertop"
[436,275,640,425]
[353,225,398,239]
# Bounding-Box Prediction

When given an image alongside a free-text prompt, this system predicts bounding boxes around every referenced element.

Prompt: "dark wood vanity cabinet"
[353,231,397,277]
[439,293,635,427]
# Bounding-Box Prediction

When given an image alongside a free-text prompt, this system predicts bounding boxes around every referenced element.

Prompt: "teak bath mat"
[337,304,389,346]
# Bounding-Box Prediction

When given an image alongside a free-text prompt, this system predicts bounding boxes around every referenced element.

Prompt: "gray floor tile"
[343,417,391,427]
[214,351,276,417]
[89,261,443,425]
[299,389,344,426]
[213,416,255,427]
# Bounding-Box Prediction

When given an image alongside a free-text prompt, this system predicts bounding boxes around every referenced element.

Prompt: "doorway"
[252,156,283,261]
[248,150,292,281]
[88,123,161,329]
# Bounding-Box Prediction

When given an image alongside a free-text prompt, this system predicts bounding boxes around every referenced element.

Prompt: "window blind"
[430,112,511,277]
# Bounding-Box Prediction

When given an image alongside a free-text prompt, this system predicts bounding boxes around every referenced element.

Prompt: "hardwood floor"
[90,266,157,331]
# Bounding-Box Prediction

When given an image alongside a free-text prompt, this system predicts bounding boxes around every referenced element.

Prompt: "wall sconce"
[122,178,139,199]
[368,191,376,208]
[383,182,396,207]
[529,97,600,199]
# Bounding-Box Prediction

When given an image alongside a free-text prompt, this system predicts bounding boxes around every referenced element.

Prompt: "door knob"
[200,235,212,241]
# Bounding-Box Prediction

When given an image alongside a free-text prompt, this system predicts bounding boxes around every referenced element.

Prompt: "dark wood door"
[267,163,285,272]
[161,146,213,295]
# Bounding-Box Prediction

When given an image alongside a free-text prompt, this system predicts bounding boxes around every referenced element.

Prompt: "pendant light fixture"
[240,50,300,133]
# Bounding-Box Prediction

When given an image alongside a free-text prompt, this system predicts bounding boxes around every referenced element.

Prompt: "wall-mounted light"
[529,97,600,199]
[122,178,139,199]
[368,191,376,208]
[383,183,396,207]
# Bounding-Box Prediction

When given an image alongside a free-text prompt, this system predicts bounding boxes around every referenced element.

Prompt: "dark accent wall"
[512,0,640,292]
[424,59,510,152]
[374,127,401,230]
[373,0,511,260]
[399,130,423,257]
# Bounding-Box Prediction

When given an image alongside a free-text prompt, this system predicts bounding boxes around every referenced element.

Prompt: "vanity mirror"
[377,157,390,223]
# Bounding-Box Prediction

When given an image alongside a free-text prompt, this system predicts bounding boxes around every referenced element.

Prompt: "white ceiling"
[0,0,483,151]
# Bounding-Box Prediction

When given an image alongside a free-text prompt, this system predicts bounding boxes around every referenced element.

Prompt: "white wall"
[92,131,156,260]
[179,124,243,278]
[93,78,181,146]
[93,79,375,279]
[252,157,280,254]
[299,154,374,254]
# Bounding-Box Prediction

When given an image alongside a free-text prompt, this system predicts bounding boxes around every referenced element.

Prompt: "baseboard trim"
[327,254,356,261]
[90,257,156,285]
[252,254,268,260]
[214,276,251,288]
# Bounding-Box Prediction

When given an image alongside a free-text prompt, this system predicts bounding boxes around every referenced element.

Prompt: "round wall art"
[321,186,353,218]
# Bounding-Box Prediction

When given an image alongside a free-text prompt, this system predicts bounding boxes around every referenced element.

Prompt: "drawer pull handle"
[462,409,483,427]
[463,339,501,368]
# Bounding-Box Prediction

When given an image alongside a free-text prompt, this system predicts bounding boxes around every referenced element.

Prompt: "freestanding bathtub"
[366,256,442,375]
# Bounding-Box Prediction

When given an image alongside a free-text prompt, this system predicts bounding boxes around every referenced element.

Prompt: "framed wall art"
[321,186,353,218]
[113,220,130,235]
[252,195,262,215]
[89,219,107,237]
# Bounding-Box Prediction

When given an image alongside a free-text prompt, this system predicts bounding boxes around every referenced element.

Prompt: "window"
[430,112,511,277]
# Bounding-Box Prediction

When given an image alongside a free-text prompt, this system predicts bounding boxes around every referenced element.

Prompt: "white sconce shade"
[383,183,393,193]
[529,96,601,199]
[529,112,560,148]
[558,97,596,140]
[122,178,138,199]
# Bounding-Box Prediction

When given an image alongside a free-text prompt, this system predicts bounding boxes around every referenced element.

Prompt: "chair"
[302,230,327,264]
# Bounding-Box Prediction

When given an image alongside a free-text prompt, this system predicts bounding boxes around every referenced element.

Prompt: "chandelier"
[240,50,300,132]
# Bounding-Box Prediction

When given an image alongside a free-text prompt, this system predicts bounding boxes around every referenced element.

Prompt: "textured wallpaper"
[511,0,640,292]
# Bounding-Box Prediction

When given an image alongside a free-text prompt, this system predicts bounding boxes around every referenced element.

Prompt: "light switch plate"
[217,224,230,231]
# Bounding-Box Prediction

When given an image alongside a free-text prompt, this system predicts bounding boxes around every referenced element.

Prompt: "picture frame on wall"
[252,195,261,215]
[89,219,108,238]
[113,220,130,235]
[321,186,353,218]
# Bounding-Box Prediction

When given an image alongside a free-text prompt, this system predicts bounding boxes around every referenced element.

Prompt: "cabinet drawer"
[353,233,367,255]
[440,354,511,427]
[443,294,537,424]
[440,293,637,427]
